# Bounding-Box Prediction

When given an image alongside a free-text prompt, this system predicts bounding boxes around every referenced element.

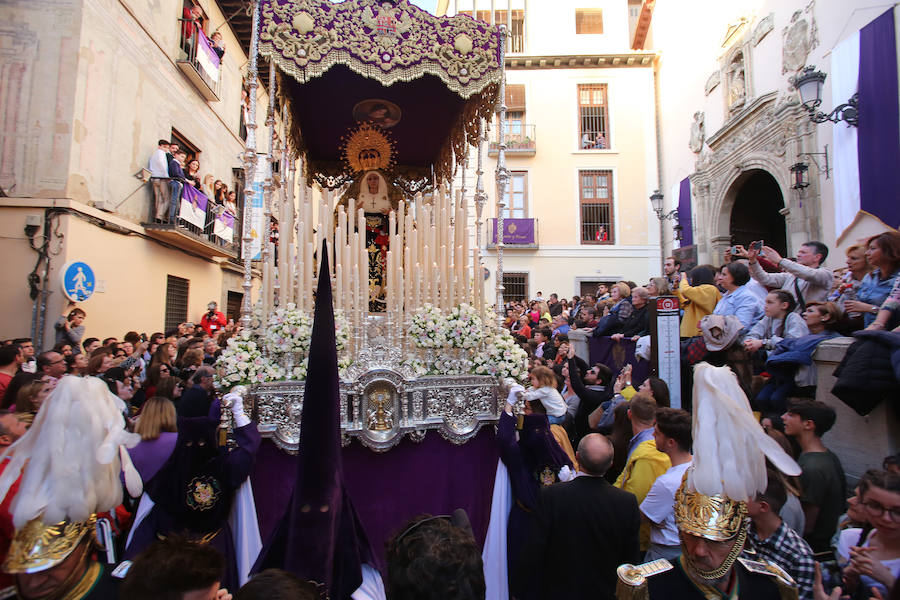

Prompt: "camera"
[750,240,763,251]
[730,246,740,255]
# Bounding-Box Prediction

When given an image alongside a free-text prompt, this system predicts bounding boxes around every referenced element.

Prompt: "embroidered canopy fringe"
[258,0,503,186]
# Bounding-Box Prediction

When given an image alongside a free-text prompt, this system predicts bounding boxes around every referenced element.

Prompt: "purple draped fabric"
[251,428,500,567]
[858,8,900,228]
[491,218,536,244]
[588,337,650,386]
[678,177,693,247]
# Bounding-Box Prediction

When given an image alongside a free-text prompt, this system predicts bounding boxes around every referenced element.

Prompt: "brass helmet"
[674,472,747,543]
[674,364,801,579]
[3,516,96,575]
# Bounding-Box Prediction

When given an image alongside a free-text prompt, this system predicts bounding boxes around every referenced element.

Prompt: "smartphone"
[750,240,763,251]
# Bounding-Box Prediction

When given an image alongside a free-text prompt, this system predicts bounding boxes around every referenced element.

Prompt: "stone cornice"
[506,53,657,69]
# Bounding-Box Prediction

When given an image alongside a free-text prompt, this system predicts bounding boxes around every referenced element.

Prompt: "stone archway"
[724,169,788,255]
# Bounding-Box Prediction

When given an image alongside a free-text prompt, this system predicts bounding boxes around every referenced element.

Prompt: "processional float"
[225,0,522,452]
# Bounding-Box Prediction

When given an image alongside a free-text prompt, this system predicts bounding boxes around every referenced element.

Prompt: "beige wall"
[0,200,257,349]
[448,1,662,302]
[66,0,275,222]
[1,1,83,198]
[1,0,276,347]
[450,0,632,55]
[477,65,661,301]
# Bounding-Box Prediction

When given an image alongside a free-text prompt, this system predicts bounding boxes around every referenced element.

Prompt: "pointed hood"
[253,241,374,599]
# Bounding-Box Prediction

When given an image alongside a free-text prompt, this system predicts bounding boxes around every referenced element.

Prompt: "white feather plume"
[0,376,142,528]
[687,363,801,503]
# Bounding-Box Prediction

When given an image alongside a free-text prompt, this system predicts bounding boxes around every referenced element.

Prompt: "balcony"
[486,218,538,249]
[176,20,221,101]
[488,124,536,157]
[143,179,238,260]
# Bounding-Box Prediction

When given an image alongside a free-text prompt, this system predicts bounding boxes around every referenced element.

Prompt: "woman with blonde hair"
[647,277,670,297]
[130,397,178,483]
[15,380,52,414]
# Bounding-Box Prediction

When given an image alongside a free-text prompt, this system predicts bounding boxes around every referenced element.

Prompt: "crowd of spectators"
[493,232,900,599]
[503,232,900,422]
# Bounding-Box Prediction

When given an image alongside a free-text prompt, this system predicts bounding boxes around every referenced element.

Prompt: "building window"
[170,129,201,163]
[579,170,613,244]
[578,84,609,149]
[503,272,529,303]
[576,9,603,34]
[165,275,190,332]
[458,9,525,53]
[504,171,527,218]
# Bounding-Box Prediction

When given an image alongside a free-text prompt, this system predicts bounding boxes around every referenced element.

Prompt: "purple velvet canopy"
[257,0,504,186]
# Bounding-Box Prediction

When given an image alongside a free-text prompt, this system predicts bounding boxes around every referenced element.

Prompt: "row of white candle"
[259,183,488,343]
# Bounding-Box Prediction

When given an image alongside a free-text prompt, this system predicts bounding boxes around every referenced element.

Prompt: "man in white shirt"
[148,139,171,221]
[640,407,693,561]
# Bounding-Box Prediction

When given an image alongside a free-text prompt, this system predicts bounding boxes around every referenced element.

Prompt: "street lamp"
[650,190,678,272]
[793,65,859,127]
[789,162,810,190]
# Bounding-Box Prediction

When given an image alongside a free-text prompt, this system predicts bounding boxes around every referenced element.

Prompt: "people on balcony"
[167,149,188,223]
[149,140,171,222]
[185,159,202,190]
[210,31,226,59]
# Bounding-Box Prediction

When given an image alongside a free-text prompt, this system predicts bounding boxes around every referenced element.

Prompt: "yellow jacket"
[677,277,722,338]
[614,438,671,550]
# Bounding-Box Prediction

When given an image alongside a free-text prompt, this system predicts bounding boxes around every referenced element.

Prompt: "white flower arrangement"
[215,330,283,389]
[472,324,528,382]
[334,309,351,354]
[265,303,313,356]
[408,303,448,348]
[401,357,429,378]
[444,303,484,349]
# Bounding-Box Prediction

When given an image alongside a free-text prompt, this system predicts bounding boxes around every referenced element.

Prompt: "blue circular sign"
[60,261,96,302]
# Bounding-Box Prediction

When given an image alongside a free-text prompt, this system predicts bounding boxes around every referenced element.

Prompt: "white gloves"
[223,392,249,428]
[506,385,525,407]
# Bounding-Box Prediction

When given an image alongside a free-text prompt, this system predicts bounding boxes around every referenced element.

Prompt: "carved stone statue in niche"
[689,112,706,153]
[727,52,747,110]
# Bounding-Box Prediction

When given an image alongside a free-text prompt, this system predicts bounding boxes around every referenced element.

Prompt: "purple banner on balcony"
[196,31,220,82]
[179,185,208,229]
[214,210,235,242]
[490,218,535,245]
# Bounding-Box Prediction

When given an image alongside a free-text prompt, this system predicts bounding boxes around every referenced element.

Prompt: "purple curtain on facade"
[251,428,500,567]
[858,8,900,228]
[677,177,693,247]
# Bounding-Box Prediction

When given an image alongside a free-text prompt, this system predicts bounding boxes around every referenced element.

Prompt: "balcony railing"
[177,19,221,101]
[143,178,237,259]
[488,124,536,156]
[486,218,538,249]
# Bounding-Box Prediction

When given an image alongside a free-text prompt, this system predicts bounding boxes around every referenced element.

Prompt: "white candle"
[305,241,313,313]
[404,246,412,312]
[413,262,421,309]
[440,245,448,309]
[423,244,431,304]
[352,231,360,313]
[336,263,343,313]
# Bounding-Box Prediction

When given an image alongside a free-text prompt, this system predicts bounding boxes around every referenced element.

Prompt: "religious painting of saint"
[352,99,402,129]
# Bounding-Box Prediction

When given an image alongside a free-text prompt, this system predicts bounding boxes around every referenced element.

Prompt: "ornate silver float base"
[249,370,500,453]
